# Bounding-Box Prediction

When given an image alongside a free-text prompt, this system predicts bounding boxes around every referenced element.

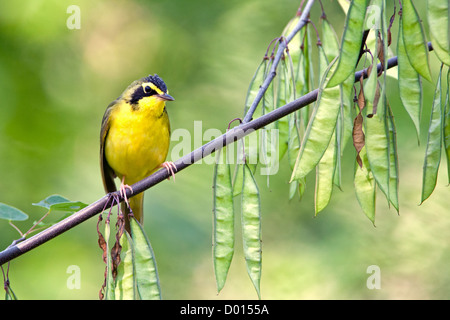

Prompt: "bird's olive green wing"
[100,101,118,193]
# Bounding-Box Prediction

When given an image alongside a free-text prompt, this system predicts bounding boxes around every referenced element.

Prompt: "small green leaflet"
[32,194,87,213]
[0,203,28,221]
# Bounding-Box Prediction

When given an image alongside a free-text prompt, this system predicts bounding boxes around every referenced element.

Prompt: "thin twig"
[357,29,371,66]
[8,222,23,238]
[242,0,315,123]
[22,209,52,238]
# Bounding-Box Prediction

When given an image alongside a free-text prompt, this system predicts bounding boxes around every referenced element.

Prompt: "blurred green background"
[0,0,448,299]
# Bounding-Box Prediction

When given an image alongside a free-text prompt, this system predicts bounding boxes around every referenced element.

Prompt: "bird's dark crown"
[143,74,167,93]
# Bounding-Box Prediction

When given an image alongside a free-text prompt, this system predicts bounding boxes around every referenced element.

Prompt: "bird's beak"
[157,93,175,101]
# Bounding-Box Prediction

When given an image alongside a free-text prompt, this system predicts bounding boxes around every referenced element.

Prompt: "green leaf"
[213,147,235,294]
[32,194,87,213]
[401,0,432,81]
[32,194,70,209]
[327,0,370,88]
[0,203,28,221]
[421,65,444,204]
[241,163,262,299]
[130,217,162,300]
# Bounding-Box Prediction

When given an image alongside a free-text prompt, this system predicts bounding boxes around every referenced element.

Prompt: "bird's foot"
[161,161,177,181]
[119,176,133,208]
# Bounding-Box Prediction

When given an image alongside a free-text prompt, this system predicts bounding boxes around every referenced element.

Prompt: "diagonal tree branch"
[0,42,434,267]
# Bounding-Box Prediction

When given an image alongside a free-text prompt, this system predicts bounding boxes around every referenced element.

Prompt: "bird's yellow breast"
[104,97,170,185]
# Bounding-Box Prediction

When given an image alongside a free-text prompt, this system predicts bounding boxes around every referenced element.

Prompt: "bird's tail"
[122,192,144,232]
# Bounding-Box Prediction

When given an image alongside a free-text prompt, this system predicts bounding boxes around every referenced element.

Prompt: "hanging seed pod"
[398,19,422,143]
[401,0,432,81]
[327,0,370,88]
[421,65,444,204]
[241,163,262,299]
[212,147,235,294]
[129,217,162,300]
[290,57,340,182]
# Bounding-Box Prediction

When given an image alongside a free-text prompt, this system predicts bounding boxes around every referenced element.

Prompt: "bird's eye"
[144,85,151,93]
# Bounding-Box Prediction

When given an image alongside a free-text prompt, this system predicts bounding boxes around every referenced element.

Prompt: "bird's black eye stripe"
[130,85,157,105]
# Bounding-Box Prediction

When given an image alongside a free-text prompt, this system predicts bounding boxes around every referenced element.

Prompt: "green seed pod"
[213,147,235,293]
[130,217,162,300]
[241,163,262,299]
